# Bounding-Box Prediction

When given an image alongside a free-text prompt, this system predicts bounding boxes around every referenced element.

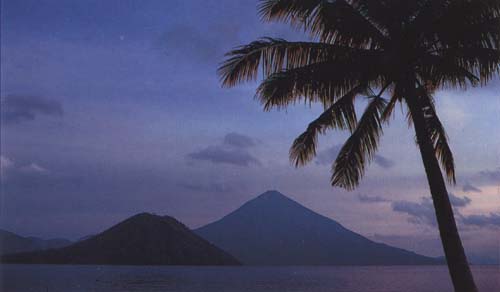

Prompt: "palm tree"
[218,0,500,291]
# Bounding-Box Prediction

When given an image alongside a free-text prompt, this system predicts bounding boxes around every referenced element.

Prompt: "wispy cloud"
[1,95,63,125]
[448,193,472,207]
[0,155,14,176]
[187,132,260,167]
[462,182,482,193]
[357,193,391,203]
[20,163,49,174]
[223,132,256,148]
[177,181,234,193]
[462,213,500,228]
[188,146,260,167]
[374,155,395,169]
[0,156,50,181]
[391,193,471,226]
[478,167,500,182]
[392,197,437,226]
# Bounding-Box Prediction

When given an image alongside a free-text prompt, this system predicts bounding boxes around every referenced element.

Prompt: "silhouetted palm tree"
[218,1,500,291]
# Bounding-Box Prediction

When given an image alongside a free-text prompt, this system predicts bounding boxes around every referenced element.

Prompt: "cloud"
[478,167,500,182]
[1,155,14,176]
[374,155,395,169]
[462,182,482,193]
[188,146,259,166]
[448,193,472,207]
[392,197,437,226]
[187,132,260,167]
[1,95,63,125]
[391,193,471,226]
[178,181,233,193]
[223,132,256,148]
[0,156,50,180]
[20,163,49,174]
[462,213,500,228]
[357,193,391,203]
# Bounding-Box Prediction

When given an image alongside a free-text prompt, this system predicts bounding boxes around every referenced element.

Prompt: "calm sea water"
[1,264,499,292]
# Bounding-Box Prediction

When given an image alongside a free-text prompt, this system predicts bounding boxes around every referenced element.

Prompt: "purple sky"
[1,0,499,262]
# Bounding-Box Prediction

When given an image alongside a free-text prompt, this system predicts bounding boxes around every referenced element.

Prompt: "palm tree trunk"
[406,96,478,292]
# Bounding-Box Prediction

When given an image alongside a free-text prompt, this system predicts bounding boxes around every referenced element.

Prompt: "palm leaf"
[417,53,480,89]
[436,47,500,83]
[381,83,404,123]
[255,53,387,110]
[412,0,500,50]
[331,96,387,190]
[218,38,378,88]
[289,84,367,167]
[258,0,388,47]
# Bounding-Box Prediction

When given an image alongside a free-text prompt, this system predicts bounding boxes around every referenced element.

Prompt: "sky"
[1,0,500,262]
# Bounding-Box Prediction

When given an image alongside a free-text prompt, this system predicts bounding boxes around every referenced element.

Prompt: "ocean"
[1,264,499,292]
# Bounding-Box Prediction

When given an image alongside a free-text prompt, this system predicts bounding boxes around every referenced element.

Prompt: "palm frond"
[381,83,404,123]
[289,84,367,167]
[355,0,427,36]
[413,0,500,50]
[381,95,398,123]
[436,47,500,84]
[435,16,500,50]
[218,38,377,88]
[331,96,387,190]
[255,62,355,110]
[255,53,387,110]
[417,53,480,89]
[258,0,387,47]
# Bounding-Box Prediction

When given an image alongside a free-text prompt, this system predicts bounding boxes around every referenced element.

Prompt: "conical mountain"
[196,190,440,265]
[2,213,240,265]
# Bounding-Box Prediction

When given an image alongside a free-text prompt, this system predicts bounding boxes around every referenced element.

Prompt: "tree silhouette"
[219,1,500,291]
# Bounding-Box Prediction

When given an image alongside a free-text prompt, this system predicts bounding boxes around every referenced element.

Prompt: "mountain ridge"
[1,213,240,266]
[196,190,442,266]
[0,229,72,255]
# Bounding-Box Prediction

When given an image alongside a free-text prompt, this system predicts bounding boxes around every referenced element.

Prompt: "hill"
[196,190,441,265]
[2,213,240,265]
[0,229,71,255]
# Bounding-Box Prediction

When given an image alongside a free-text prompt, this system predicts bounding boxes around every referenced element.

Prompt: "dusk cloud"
[0,155,14,177]
[448,193,472,208]
[20,163,49,174]
[187,132,260,167]
[392,197,437,226]
[188,146,260,166]
[0,156,49,179]
[462,182,482,193]
[392,193,471,226]
[478,167,500,182]
[1,95,63,125]
[223,132,256,148]
[461,213,500,228]
[357,194,391,203]
[374,155,395,169]
[178,181,234,193]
